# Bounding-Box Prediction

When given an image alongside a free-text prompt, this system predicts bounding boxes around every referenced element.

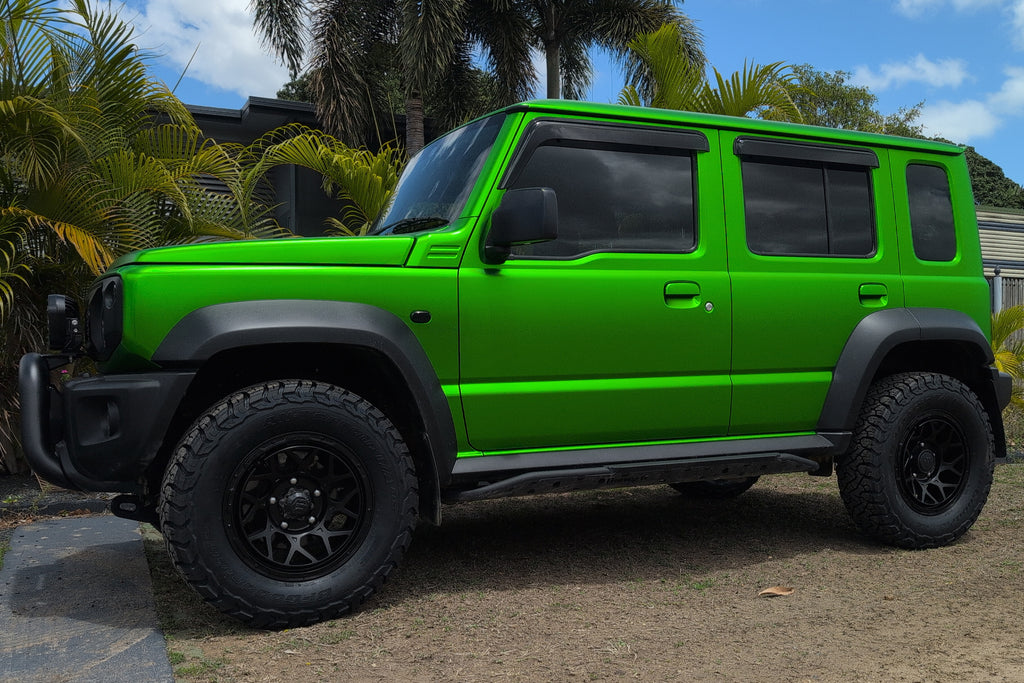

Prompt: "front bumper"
[19,353,194,492]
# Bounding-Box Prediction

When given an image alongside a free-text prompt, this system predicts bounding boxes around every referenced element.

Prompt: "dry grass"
[144,462,1024,682]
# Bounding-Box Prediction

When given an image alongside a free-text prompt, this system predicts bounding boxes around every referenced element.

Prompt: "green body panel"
[116,263,461,417]
[887,149,991,335]
[92,100,991,466]
[458,116,731,451]
[720,133,906,433]
[114,235,415,267]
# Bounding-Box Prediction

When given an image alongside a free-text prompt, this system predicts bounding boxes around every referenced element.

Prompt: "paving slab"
[0,516,173,683]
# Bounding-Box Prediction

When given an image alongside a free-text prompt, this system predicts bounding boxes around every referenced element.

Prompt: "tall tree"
[619,24,802,122]
[252,0,535,155]
[505,0,704,100]
[790,64,923,137]
[963,145,1024,210]
[0,0,284,470]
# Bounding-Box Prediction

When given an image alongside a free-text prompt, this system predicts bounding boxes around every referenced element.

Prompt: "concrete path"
[0,516,173,682]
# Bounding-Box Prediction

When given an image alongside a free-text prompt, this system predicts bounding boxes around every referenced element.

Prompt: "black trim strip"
[450,433,846,482]
[734,136,879,168]
[501,118,709,189]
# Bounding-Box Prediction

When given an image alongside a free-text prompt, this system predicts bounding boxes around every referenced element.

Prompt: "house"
[978,206,1024,310]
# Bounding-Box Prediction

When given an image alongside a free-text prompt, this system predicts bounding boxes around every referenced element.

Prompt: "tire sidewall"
[866,377,993,541]
[166,384,414,616]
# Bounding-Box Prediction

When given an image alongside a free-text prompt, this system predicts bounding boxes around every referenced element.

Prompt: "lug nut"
[313,490,321,497]
[281,522,289,530]
[308,516,316,524]
[269,497,277,505]
[290,478,298,485]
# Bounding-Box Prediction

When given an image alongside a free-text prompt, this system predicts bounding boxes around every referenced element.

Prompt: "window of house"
[907,164,957,262]
[508,140,697,259]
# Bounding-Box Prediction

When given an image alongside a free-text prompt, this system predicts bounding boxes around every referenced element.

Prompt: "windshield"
[371,114,505,235]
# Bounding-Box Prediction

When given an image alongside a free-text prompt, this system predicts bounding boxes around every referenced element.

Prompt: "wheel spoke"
[227,437,370,578]
[898,415,970,513]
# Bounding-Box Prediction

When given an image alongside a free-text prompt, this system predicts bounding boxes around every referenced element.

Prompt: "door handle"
[859,283,888,308]
[665,281,701,309]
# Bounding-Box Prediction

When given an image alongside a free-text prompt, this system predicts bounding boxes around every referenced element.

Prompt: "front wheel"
[836,372,994,549]
[158,380,418,628]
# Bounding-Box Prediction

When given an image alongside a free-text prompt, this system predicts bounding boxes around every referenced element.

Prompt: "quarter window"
[907,164,957,262]
[741,158,875,257]
[509,143,696,258]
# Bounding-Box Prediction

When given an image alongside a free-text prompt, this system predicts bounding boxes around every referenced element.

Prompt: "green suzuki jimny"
[21,100,1011,627]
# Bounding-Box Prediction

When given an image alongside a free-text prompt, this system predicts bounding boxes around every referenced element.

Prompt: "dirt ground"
[147,463,1024,683]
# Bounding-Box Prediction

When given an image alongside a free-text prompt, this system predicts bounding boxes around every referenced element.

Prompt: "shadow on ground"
[148,477,886,636]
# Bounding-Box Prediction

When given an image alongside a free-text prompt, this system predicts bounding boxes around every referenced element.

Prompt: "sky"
[119,0,1024,184]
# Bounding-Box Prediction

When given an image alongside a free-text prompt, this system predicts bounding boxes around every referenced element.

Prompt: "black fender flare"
[153,300,458,489]
[818,308,995,433]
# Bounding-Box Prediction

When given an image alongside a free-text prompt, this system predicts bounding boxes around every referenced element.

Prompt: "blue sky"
[121,0,1024,184]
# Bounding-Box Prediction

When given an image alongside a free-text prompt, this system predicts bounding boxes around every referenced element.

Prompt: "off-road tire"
[836,372,994,549]
[669,477,759,499]
[158,380,418,629]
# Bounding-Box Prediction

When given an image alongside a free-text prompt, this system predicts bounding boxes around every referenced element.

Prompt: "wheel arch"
[151,300,457,524]
[819,308,1005,458]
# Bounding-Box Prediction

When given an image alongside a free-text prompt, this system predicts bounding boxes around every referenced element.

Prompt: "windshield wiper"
[374,216,450,235]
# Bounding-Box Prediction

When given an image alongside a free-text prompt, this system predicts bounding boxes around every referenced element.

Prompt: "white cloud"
[919,67,1024,141]
[919,100,1002,140]
[896,0,1004,16]
[896,0,1024,49]
[122,0,290,99]
[989,66,1024,108]
[1013,1,1024,48]
[851,54,969,91]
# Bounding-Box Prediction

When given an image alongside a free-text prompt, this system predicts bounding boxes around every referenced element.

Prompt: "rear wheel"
[836,372,994,549]
[669,476,759,499]
[159,380,418,628]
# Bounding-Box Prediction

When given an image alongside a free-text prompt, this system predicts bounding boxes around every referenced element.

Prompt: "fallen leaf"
[758,586,795,597]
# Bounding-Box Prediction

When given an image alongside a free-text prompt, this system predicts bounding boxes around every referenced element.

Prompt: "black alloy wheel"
[896,415,968,515]
[227,437,372,580]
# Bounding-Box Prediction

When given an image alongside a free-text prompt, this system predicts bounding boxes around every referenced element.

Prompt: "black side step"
[444,453,818,503]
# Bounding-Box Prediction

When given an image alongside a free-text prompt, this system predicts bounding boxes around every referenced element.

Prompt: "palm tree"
[0,0,285,471]
[991,305,1024,408]
[618,23,802,122]
[505,0,704,100]
[252,0,536,155]
[238,123,405,235]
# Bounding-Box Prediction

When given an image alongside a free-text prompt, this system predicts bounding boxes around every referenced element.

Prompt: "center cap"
[917,449,937,475]
[280,487,313,520]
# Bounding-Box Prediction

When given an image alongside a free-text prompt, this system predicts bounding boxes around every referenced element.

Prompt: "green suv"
[20,100,1011,627]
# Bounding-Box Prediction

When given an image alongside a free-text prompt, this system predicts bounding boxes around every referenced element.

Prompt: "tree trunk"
[545,41,560,99]
[543,2,560,99]
[405,93,425,156]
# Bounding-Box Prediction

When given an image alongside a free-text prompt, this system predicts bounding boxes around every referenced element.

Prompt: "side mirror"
[483,187,558,264]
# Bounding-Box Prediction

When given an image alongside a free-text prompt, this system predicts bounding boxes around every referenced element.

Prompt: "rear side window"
[741,159,875,257]
[907,164,957,262]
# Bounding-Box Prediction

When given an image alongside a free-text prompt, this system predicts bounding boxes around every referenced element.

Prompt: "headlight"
[85,275,123,361]
[46,294,83,353]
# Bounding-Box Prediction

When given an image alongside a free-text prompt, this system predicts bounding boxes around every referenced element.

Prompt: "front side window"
[742,158,875,257]
[907,164,957,262]
[371,114,505,235]
[508,142,696,258]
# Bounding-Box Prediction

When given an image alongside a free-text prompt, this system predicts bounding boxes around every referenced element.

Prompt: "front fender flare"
[153,300,458,487]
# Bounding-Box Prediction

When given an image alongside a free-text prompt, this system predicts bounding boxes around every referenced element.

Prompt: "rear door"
[721,134,905,435]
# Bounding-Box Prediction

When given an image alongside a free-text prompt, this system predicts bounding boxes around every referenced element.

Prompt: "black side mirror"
[483,187,558,264]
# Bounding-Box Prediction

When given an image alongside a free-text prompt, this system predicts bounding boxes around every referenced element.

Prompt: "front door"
[458,119,732,452]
